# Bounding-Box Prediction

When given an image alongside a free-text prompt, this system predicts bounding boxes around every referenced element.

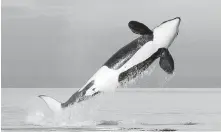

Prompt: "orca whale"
[39,17,181,113]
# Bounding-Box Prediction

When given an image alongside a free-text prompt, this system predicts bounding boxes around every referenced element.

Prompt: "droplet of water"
[159,70,176,88]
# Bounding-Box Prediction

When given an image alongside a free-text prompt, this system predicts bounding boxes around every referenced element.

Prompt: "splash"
[158,70,176,88]
[24,96,104,127]
[120,61,158,88]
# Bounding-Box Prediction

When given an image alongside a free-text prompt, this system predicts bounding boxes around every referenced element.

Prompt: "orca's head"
[153,17,181,48]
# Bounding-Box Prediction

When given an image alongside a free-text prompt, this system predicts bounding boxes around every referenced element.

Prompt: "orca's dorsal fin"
[128,21,153,35]
[158,48,174,74]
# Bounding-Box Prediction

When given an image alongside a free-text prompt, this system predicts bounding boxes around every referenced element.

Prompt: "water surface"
[2,88,221,131]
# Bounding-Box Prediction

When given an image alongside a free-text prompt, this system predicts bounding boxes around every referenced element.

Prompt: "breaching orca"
[39,17,181,113]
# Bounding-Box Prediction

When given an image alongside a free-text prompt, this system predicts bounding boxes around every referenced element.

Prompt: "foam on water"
[24,92,144,129]
[24,94,109,127]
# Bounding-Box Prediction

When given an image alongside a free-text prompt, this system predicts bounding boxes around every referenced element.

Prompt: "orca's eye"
[92,88,96,91]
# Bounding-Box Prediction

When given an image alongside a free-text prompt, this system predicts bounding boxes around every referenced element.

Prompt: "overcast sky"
[2,0,221,88]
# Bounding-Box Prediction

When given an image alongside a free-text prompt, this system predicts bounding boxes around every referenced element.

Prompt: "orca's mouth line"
[161,17,181,25]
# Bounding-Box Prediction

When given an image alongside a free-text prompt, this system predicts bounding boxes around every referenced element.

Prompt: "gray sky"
[2,0,221,88]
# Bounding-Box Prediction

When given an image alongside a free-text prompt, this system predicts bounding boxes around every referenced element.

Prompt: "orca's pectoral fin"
[128,21,153,35]
[159,48,174,74]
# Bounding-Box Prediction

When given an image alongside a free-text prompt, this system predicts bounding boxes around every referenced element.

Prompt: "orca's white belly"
[119,41,157,72]
[84,66,119,96]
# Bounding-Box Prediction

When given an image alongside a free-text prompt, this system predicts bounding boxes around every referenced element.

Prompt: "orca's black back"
[104,35,153,70]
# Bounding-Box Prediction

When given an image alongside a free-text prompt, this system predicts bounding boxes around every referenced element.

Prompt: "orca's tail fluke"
[38,95,63,113]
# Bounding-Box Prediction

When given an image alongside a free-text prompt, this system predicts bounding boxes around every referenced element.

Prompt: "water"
[2,88,221,131]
